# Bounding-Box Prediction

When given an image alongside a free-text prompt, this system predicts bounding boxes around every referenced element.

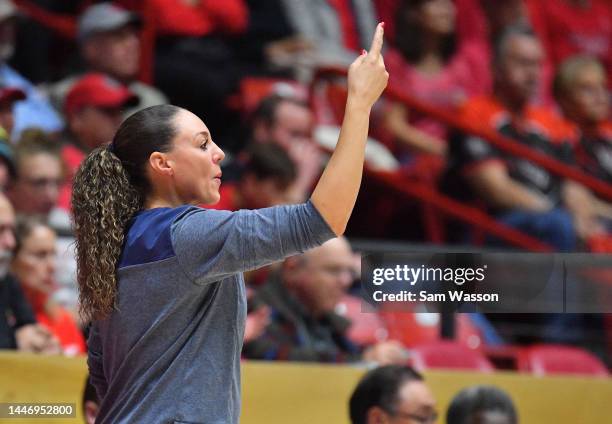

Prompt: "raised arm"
[310,23,389,235]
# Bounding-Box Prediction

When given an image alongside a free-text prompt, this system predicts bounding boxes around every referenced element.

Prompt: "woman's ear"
[148,152,174,177]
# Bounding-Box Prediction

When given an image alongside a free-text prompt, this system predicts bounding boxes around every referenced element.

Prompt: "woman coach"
[72,23,388,424]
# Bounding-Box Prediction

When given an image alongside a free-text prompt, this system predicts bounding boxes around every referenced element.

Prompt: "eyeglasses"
[391,411,438,423]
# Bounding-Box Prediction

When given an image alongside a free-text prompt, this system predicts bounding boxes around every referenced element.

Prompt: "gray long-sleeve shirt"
[88,201,335,424]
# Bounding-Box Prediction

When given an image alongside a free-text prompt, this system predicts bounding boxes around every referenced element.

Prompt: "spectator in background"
[58,73,138,212]
[208,143,301,210]
[151,0,249,149]
[46,2,167,119]
[383,0,491,177]
[443,27,598,250]
[555,56,612,185]
[349,365,438,424]
[6,129,64,224]
[249,94,322,194]
[0,0,63,138]
[11,216,85,355]
[554,55,612,232]
[446,385,518,424]
[243,237,407,364]
[0,191,60,353]
[5,129,78,317]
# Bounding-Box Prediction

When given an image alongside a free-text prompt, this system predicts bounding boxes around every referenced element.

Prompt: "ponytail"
[72,104,182,322]
[72,147,142,322]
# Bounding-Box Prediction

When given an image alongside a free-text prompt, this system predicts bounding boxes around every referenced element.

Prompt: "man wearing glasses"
[349,365,438,424]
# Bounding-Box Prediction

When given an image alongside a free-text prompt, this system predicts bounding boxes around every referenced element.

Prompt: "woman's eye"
[200,141,209,151]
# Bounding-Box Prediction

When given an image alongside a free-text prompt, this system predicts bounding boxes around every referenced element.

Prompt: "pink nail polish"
[381,22,385,28]
[361,49,367,55]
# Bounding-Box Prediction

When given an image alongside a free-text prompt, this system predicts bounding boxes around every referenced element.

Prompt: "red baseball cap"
[65,73,139,116]
[0,86,26,105]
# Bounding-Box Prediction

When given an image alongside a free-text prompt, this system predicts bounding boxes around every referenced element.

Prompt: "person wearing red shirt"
[383,0,491,177]
[11,217,86,355]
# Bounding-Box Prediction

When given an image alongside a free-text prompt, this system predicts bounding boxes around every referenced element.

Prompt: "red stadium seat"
[230,77,307,117]
[379,312,485,350]
[408,340,495,372]
[335,295,389,346]
[517,344,609,377]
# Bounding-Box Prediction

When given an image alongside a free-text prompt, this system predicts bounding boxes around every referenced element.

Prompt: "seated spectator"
[58,73,138,212]
[443,26,595,251]
[554,55,612,232]
[446,385,518,424]
[208,143,300,210]
[46,2,167,119]
[0,191,59,353]
[349,365,438,424]
[555,56,612,184]
[242,237,407,364]
[246,94,322,194]
[6,129,65,224]
[383,0,491,174]
[11,216,85,355]
[0,0,63,138]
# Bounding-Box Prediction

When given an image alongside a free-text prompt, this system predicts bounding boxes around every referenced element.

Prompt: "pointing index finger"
[368,22,384,59]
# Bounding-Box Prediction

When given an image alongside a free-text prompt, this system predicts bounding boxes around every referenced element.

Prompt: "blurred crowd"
[0,0,611,396]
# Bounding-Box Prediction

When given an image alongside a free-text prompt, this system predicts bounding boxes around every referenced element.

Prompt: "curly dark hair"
[72,104,182,322]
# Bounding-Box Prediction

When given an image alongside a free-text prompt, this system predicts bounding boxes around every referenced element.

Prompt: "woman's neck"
[144,192,184,209]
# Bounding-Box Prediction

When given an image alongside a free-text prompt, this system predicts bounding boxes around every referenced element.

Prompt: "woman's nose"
[214,146,225,164]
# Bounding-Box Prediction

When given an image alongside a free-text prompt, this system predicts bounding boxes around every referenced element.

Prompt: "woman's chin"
[201,193,220,206]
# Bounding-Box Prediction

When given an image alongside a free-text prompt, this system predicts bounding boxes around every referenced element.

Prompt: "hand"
[574,213,607,240]
[362,340,408,365]
[347,23,388,111]
[15,324,61,354]
[243,306,271,343]
[287,140,322,192]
